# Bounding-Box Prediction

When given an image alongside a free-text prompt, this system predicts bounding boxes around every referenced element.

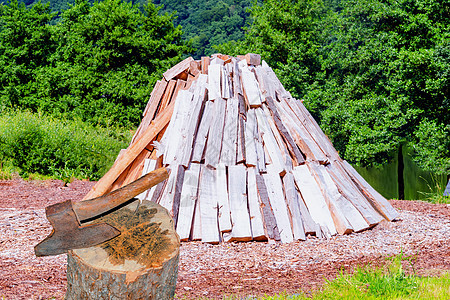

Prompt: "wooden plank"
[198,165,220,243]
[132,79,168,144]
[171,79,187,106]
[254,66,268,98]
[83,100,175,200]
[311,162,369,233]
[143,79,168,118]
[282,172,306,241]
[254,107,285,175]
[227,165,252,241]
[191,100,214,163]
[177,71,189,81]
[286,98,339,160]
[158,164,182,214]
[179,75,208,167]
[210,56,225,66]
[225,60,233,74]
[244,108,258,167]
[308,162,354,234]
[262,105,293,172]
[233,59,243,98]
[176,163,201,241]
[263,165,294,243]
[220,54,231,64]
[236,114,246,164]
[238,93,246,117]
[326,161,383,226]
[292,165,337,235]
[185,73,196,90]
[109,163,132,196]
[241,67,263,107]
[255,126,267,173]
[216,163,232,232]
[162,90,194,166]
[136,159,152,200]
[172,164,186,227]
[264,64,291,99]
[245,53,261,66]
[136,159,158,201]
[265,96,305,164]
[189,60,200,76]
[277,99,328,163]
[297,193,318,235]
[159,79,177,112]
[247,167,267,240]
[163,57,194,81]
[342,160,399,221]
[220,96,239,166]
[201,56,210,74]
[255,173,280,241]
[191,186,202,241]
[150,178,168,204]
[255,66,276,100]
[204,97,227,168]
[221,66,232,99]
[121,150,150,186]
[208,64,222,101]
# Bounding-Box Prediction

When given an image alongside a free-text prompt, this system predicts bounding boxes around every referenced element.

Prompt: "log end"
[66,200,180,299]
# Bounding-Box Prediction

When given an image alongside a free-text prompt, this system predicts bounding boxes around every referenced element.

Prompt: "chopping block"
[65,199,180,300]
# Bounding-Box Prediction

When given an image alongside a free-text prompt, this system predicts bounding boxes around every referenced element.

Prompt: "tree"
[0,0,56,110]
[0,0,190,128]
[309,0,449,174]
[154,0,254,58]
[218,0,449,175]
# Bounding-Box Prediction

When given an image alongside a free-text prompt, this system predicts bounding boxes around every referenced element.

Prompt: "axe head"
[34,200,120,257]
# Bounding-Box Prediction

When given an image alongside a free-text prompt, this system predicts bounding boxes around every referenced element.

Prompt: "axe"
[34,167,169,257]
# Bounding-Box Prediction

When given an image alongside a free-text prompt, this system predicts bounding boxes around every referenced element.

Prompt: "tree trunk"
[66,199,180,299]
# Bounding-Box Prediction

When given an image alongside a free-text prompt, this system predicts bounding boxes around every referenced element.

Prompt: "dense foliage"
[2,0,254,59]
[153,0,254,58]
[0,0,190,128]
[0,110,131,181]
[218,0,450,175]
[0,0,448,179]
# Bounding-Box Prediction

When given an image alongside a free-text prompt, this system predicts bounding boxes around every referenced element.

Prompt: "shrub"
[0,110,131,181]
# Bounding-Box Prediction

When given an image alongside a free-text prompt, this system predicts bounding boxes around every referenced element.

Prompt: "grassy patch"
[215,254,450,299]
[0,110,132,181]
[418,175,450,204]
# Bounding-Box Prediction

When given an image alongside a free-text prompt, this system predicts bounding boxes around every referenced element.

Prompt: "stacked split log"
[84,53,399,243]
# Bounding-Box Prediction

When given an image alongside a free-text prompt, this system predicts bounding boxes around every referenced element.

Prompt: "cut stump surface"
[66,200,180,300]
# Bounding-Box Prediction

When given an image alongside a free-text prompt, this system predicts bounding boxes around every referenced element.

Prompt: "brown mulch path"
[0,179,449,299]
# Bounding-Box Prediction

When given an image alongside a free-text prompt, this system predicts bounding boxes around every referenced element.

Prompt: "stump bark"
[66,199,180,299]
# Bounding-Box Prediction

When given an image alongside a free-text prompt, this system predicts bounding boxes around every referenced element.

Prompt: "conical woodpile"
[84,53,399,243]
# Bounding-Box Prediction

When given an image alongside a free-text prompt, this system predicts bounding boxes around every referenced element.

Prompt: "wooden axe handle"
[73,167,169,221]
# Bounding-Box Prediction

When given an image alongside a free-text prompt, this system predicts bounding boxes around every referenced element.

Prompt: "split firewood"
[86,54,399,245]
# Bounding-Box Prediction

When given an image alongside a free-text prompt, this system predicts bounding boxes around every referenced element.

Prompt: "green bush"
[0,110,131,181]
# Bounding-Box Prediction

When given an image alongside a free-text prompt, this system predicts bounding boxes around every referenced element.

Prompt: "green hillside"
[0,0,254,58]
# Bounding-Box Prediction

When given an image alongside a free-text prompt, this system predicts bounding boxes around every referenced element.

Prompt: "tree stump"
[66,199,180,299]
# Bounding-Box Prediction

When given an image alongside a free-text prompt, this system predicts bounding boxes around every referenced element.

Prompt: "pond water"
[353,146,447,200]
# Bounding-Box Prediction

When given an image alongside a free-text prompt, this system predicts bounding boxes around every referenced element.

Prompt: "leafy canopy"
[219,0,450,174]
[0,0,191,128]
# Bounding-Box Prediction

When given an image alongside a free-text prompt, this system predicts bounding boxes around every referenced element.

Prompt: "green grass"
[209,254,450,300]
[0,110,132,182]
[418,175,450,204]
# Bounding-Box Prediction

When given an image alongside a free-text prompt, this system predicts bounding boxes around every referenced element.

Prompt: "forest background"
[0,0,448,199]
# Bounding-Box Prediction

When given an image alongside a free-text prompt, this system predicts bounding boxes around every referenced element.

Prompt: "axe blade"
[34,200,120,257]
